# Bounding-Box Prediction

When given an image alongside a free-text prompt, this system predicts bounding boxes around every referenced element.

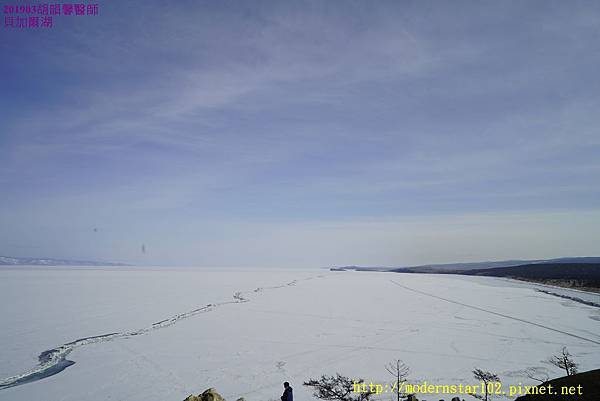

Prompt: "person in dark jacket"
[281,382,293,401]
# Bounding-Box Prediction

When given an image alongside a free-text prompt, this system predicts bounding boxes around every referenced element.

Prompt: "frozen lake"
[0,266,599,401]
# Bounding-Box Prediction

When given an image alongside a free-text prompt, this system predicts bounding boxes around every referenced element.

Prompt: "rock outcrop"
[183,388,244,401]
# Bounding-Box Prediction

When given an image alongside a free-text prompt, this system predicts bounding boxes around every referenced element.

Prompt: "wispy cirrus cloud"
[1,1,599,265]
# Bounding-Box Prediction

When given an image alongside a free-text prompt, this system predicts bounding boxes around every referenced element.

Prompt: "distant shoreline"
[0,255,129,267]
[332,259,600,295]
[512,277,600,294]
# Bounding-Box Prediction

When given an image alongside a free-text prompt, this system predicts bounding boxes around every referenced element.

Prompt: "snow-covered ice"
[0,266,598,401]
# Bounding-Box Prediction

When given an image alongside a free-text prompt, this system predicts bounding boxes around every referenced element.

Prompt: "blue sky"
[1,1,599,267]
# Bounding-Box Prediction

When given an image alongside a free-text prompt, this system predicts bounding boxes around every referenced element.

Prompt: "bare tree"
[472,368,500,401]
[547,347,578,376]
[303,374,375,401]
[385,359,410,401]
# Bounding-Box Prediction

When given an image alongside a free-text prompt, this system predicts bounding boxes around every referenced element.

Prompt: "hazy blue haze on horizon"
[1,1,599,266]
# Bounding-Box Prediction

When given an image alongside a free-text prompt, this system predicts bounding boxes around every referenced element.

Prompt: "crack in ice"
[0,278,307,390]
[389,279,600,345]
